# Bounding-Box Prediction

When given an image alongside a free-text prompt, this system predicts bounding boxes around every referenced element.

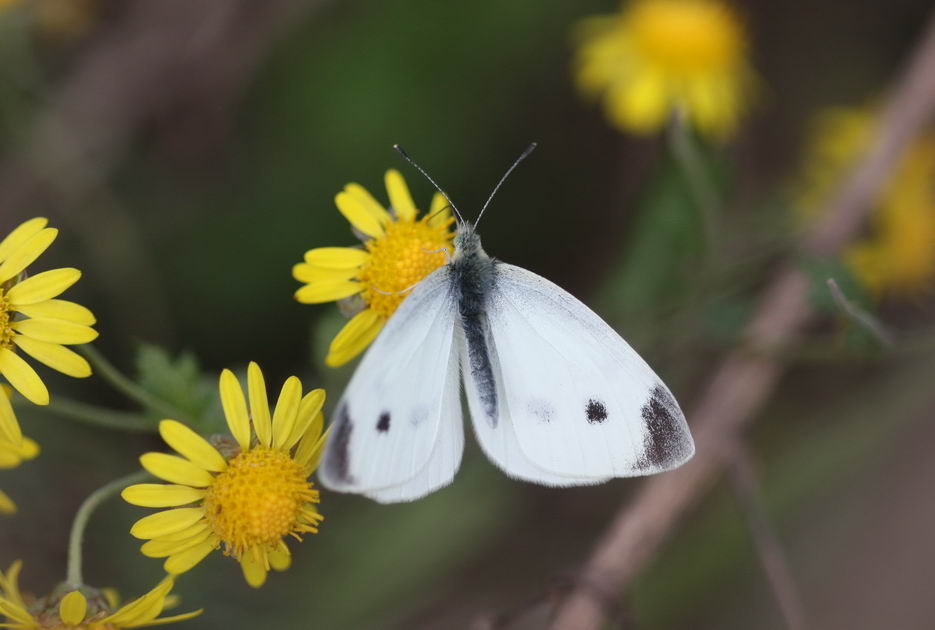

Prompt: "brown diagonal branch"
[548,9,935,630]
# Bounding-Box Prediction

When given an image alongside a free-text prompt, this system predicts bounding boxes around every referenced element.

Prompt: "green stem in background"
[40,396,156,433]
[826,277,894,347]
[66,470,151,588]
[667,115,722,254]
[79,344,183,420]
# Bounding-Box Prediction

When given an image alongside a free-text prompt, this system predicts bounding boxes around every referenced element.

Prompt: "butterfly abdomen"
[451,228,498,426]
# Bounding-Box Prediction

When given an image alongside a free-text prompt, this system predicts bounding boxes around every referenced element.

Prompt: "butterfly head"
[453,222,484,261]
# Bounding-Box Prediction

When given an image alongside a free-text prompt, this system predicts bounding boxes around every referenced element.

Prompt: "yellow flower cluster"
[797,107,935,296]
[573,0,753,138]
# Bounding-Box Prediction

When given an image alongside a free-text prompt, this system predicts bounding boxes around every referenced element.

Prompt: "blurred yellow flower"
[798,107,935,296]
[0,387,38,514]
[574,0,753,138]
[0,218,98,410]
[293,169,454,366]
[0,561,201,628]
[122,362,327,588]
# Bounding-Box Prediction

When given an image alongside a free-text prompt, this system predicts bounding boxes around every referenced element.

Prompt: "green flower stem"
[668,116,721,253]
[66,470,151,588]
[41,396,157,433]
[79,344,184,421]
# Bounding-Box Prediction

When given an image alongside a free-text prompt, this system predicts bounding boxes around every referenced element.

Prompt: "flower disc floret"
[203,446,319,559]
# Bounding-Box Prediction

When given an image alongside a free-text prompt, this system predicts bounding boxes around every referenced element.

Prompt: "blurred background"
[1,0,934,628]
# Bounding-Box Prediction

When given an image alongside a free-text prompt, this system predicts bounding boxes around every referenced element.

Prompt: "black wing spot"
[585,399,608,424]
[376,411,391,433]
[324,404,354,483]
[638,385,691,469]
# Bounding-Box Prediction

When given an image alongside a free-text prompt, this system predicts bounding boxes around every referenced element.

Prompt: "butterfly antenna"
[474,142,537,229]
[393,144,464,224]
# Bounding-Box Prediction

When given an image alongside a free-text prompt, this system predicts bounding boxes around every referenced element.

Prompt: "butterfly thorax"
[450,224,495,315]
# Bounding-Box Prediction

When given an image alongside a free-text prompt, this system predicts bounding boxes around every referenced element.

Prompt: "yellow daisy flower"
[574,0,753,138]
[293,169,454,366]
[0,561,201,628]
[0,217,98,413]
[797,107,935,296]
[122,362,327,588]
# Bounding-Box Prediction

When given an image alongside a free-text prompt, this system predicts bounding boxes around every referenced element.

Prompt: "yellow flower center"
[629,0,743,74]
[0,290,13,349]
[357,217,452,318]
[202,446,318,558]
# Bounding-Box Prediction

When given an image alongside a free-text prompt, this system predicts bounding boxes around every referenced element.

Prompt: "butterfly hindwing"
[460,326,609,486]
[320,267,463,499]
[477,263,694,479]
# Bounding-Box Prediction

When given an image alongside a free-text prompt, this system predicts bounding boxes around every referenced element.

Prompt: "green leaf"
[134,344,222,433]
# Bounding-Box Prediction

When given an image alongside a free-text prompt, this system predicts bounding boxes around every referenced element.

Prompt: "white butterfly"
[319,145,694,503]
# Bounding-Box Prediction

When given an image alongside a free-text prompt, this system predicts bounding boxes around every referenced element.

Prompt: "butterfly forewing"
[479,264,694,478]
[319,267,463,497]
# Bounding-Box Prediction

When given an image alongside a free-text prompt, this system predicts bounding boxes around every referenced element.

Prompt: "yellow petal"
[270,376,301,449]
[12,318,97,345]
[14,299,96,325]
[335,190,385,238]
[0,218,47,263]
[296,425,328,471]
[6,268,80,305]
[302,247,369,269]
[59,590,87,625]
[268,543,291,571]
[130,508,205,540]
[219,369,250,450]
[294,279,362,304]
[385,169,417,221]
[13,337,91,378]
[240,554,267,588]
[148,520,209,544]
[325,309,383,367]
[606,70,669,134]
[130,609,204,627]
[427,192,453,226]
[0,228,57,283]
[101,587,120,610]
[345,183,392,223]
[121,484,205,508]
[142,527,211,558]
[0,348,48,405]
[158,420,226,473]
[247,362,272,447]
[163,537,217,575]
[0,386,21,443]
[140,453,214,487]
[0,489,16,514]
[292,263,357,284]
[101,577,173,625]
[283,389,326,449]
